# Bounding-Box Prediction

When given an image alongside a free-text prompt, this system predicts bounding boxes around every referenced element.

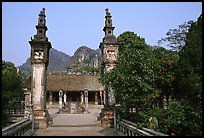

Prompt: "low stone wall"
[2,119,34,136]
[115,118,168,136]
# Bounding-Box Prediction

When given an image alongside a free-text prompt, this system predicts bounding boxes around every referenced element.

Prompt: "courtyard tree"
[173,14,202,135]
[157,20,193,51]
[2,60,24,127]
[101,14,202,135]
[100,31,161,122]
[148,14,202,136]
[117,31,148,53]
[153,48,178,108]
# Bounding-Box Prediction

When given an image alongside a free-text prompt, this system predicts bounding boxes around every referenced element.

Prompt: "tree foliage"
[158,20,193,51]
[101,31,162,114]
[153,48,178,108]
[79,66,99,73]
[2,60,24,127]
[117,31,148,52]
[100,14,202,136]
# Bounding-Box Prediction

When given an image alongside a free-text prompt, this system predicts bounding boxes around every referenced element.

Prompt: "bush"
[134,101,202,136]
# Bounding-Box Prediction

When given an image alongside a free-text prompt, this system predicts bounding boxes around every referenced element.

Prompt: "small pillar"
[80,92,84,105]
[95,92,98,105]
[64,92,67,106]
[59,90,63,109]
[84,90,89,113]
[49,92,53,105]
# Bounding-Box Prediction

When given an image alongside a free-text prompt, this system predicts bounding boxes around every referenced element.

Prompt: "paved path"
[33,106,119,136]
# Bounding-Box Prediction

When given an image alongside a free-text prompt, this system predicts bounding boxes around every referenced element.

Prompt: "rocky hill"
[18,48,71,76]
[18,46,102,77]
[67,46,101,72]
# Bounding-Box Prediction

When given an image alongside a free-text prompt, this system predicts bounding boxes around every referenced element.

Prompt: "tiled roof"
[46,73,101,92]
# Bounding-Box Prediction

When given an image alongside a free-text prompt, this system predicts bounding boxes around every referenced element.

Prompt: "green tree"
[101,31,161,121]
[158,20,193,51]
[150,14,202,136]
[101,14,202,135]
[2,60,24,127]
[174,14,202,106]
[117,31,148,52]
[153,48,179,108]
[174,14,202,135]
[79,66,99,73]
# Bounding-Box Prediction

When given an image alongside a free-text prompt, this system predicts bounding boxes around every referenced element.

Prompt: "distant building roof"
[47,73,101,92]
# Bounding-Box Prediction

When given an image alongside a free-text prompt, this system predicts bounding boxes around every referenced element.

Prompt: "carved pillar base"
[99,108,114,128]
[34,109,51,129]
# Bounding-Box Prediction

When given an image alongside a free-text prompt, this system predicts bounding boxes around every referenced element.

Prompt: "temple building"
[46,73,102,106]
[26,72,102,109]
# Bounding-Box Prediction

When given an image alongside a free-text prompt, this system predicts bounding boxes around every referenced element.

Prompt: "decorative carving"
[107,50,117,61]
[34,50,44,60]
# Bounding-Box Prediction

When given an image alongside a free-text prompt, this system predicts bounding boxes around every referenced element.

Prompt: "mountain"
[18,46,102,77]
[67,46,102,72]
[18,48,71,77]
[48,48,71,72]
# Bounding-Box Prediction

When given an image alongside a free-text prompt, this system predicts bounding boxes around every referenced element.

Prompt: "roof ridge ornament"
[105,8,111,16]
[40,7,46,14]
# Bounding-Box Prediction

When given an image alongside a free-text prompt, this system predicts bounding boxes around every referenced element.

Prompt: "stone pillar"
[95,92,98,105]
[80,92,84,105]
[24,88,31,119]
[64,92,67,106]
[49,92,53,105]
[98,9,119,128]
[84,90,89,113]
[59,90,63,109]
[31,64,50,128]
[29,8,52,129]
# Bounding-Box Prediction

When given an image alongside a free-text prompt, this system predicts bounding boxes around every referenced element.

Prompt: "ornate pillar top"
[40,7,46,14]
[105,8,111,16]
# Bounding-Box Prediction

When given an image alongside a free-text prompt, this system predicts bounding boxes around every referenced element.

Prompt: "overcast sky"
[2,2,202,67]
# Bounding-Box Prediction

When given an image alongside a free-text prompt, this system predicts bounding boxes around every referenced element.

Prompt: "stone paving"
[33,105,119,136]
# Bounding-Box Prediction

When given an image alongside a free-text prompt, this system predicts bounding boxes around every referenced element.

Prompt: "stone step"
[49,124,99,127]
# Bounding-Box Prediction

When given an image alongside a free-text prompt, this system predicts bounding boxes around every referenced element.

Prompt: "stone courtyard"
[33,105,119,136]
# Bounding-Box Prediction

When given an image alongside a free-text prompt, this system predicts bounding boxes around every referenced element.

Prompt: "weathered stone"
[29,8,52,129]
[98,8,119,128]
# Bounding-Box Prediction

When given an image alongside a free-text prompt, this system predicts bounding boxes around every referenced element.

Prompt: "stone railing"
[2,105,34,136]
[2,119,33,136]
[115,118,168,136]
[8,101,25,117]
